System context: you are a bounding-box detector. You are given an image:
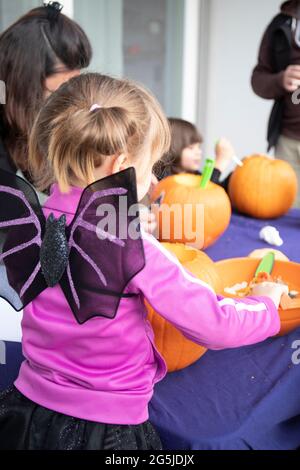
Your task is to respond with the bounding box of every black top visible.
[0,132,16,173]
[267,13,293,150]
[210,168,231,192]
[252,13,294,150]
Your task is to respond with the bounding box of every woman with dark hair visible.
[0,2,92,179]
[154,118,235,191]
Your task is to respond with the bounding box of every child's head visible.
[155,118,203,178]
[29,73,171,200]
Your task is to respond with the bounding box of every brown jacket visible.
[252,1,300,144]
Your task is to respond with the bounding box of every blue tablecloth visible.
[149,329,300,450]
[149,209,300,449]
[1,210,300,449]
[0,341,23,392]
[205,208,300,263]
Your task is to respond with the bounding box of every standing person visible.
[0,2,92,180]
[0,73,287,450]
[252,0,300,206]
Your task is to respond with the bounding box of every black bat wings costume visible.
[0,168,145,324]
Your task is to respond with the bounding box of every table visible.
[0,341,23,391]
[205,208,300,263]
[149,209,300,449]
[149,328,300,450]
[1,210,300,449]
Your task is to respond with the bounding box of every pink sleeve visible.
[132,233,281,350]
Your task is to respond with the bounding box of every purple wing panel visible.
[0,170,47,310]
[61,168,145,324]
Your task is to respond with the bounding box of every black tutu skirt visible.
[0,387,162,450]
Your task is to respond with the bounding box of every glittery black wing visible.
[60,168,145,324]
[0,169,47,310]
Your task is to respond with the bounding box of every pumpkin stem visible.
[200,159,215,189]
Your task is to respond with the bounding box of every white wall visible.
[199,0,283,160]
[0,0,73,32]
[74,0,123,77]
[182,0,201,123]
[123,0,168,108]
[0,0,39,31]
[0,300,22,342]
[62,0,74,18]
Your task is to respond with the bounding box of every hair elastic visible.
[90,104,102,112]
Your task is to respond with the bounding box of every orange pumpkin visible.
[228,154,298,219]
[151,173,232,249]
[146,243,222,372]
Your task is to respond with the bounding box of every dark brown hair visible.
[154,118,203,179]
[0,6,92,174]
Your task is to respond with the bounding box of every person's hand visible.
[282,65,300,92]
[251,282,289,309]
[215,138,236,173]
[139,206,157,234]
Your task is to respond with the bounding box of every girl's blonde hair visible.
[29,73,171,192]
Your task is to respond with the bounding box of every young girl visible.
[154,118,235,190]
[0,73,287,450]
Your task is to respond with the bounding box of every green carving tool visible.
[200,158,215,189]
[255,252,275,277]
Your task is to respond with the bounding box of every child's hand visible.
[251,282,289,309]
[215,138,236,173]
[139,206,157,235]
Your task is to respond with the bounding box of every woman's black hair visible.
[0,5,92,172]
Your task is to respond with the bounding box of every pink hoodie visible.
[15,184,281,425]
